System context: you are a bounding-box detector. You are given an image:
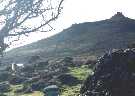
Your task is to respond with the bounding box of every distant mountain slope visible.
[5,12,135,63]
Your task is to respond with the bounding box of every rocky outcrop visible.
[80,49,135,96]
[110,12,128,21]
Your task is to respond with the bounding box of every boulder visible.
[57,74,80,86]
[31,80,46,91]
[0,82,10,93]
[43,85,59,96]
[9,76,26,85]
[80,49,135,96]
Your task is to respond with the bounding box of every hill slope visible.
[5,12,135,63]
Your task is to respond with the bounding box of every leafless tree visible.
[0,0,64,55]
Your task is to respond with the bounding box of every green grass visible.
[60,84,81,96]
[60,65,93,96]
[21,91,44,96]
[68,65,93,80]
[4,84,44,96]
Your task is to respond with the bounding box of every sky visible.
[8,0,135,49]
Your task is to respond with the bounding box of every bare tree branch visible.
[0,0,64,55]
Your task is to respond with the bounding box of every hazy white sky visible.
[60,0,135,25]
[9,0,135,49]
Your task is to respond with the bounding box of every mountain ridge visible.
[5,12,135,63]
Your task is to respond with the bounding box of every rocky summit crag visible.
[110,12,129,21]
[80,48,135,96]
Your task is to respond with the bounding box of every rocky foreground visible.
[81,48,135,96]
[1,48,135,96]
[0,56,95,96]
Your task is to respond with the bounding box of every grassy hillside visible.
[4,13,135,63]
